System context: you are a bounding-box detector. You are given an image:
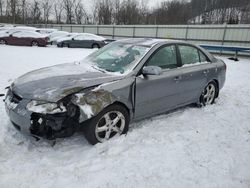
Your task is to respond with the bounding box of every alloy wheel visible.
[202,83,216,105]
[31,41,38,46]
[0,39,6,45]
[95,111,126,142]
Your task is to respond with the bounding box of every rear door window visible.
[12,32,22,37]
[74,35,86,40]
[179,45,200,66]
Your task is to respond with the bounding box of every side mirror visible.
[142,66,162,76]
[9,34,13,37]
[72,38,75,40]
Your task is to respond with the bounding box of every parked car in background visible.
[0,24,14,28]
[0,31,48,46]
[0,29,19,39]
[11,26,38,32]
[0,26,40,38]
[4,38,226,145]
[53,33,79,44]
[0,29,12,37]
[36,28,58,35]
[57,33,107,48]
[0,27,13,32]
[48,31,69,44]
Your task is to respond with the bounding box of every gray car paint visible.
[12,63,124,102]
[5,38,226,134]
[58,39,105,48]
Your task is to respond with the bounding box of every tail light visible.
[222,61,227,71]
[219,59,227,71]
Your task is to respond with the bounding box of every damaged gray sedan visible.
[4,38,226,145]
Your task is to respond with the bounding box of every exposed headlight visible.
[26,100,66,114]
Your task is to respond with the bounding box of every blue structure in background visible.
[200,44,250,61]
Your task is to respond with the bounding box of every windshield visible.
[84,42,150,74]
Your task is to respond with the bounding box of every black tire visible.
[0,39,7,45]
[61,42,70,48]
[84,104,130,145]
[199,81,218,106]
[57,43,62,48]
[92,43,100,49]
[31,41,39,46]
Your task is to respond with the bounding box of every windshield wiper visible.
[91,65,106,73]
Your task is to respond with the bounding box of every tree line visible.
[0,0,249,25]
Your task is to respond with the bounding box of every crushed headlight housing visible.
[26,100,66,114]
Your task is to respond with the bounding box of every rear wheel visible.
[92,43,100,49]
[62,42,69,48]
[0,39,7,45]
[199,81,218,106]
[84,104,130,145]
[31,41,39,47]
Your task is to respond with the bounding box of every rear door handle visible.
[203,70,209,74]
[174,76,182,82]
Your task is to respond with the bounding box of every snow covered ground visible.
[0,45,250,188]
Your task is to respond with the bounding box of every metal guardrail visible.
[200,44,250,61]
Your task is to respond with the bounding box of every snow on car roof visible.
[14,26,37,30]
[13,31,46,38]
[118,38,182,47]
[37,28,57,31]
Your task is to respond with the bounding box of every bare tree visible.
[94,0,113,24]
[10,0,18,23]
[54,0,64,24]
[63,0,75,24]
[20,0,27,24]
[42,0,53,25]
[113,0,121,24]
[30,0,41,24]
[118,0,141,24]
[138,0,149,24]
[0,0,4,17]
[74,0,87,24]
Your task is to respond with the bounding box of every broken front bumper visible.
[5,94,33,135]
[5,90,78,139]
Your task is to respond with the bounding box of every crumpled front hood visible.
[12,62,123,102]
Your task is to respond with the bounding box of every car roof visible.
[118,38,187,47]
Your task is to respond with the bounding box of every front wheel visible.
[199,81,218,106]
[92,43,100,49]
[0,39,7,45]
[84,104,130,145]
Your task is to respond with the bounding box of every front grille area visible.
[12,122,21,131]
[9,90,23,104]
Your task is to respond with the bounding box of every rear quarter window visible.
[199,50,209,62]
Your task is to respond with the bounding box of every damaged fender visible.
[72,90,116,122]
[71,77,135,123]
